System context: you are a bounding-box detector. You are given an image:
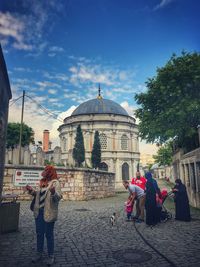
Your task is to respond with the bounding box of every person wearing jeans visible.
[35,208,55,257]
[26,165,62,266]
[123,180,146,223]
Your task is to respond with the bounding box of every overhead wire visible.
[25,94,64,123]
[9,96,23,107]
[9,93,138,140]
[9,92,64,123]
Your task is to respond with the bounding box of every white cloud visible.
[55,74,68,82]
[69,64,115,86]
[8,98,76,148]
[35,81,61,88]
[48,53,56,57]
[13,42,33,51]
[8,99,55,143]
[119,102,158,156]
[43,72,68,82]
[49,106,77,146]
[14,67,32,72]
[112,87,133,93]
[67,57,138,99]
[48,98,58,103]
[68,55,91,64]
[49,46,64,52]
[26,42,48,57]
[154,0,174,11]
[52,103,65,108]
[0,2,65,51]
[0,12,33,51]
[119,71,127,80]
[120,101,137,118]
[30,95,47,103]
[48,89,57,94]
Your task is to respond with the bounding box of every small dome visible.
[71,98,129,116]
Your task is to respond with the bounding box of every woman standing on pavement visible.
[145,172,161,226]
[26,165,62,266]
[172,179,191,222]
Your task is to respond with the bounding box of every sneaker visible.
[135,219,143,223]
[32,252,43,263]
[46,255,55,266]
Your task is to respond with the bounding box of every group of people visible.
[25,165,191,266]
[123,171,191,226]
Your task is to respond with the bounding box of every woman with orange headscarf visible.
[26,165,62,266]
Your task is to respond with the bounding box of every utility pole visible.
[18,90,25,164]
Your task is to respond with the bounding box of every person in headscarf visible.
[26,165,62,266]
[145,172,161,226]
[172,179,191,222]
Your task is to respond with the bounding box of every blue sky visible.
[0,0,199,153]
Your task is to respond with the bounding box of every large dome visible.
[71,98,129,116]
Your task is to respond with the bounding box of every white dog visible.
[110,212,116,226]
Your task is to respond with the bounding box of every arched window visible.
[121,134,128,150]
[99,162,108,171]
[122,162,129,180]
[99,133,107,149]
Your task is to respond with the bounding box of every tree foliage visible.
[6,122,34,148]
[91,131,101,169]
[73,125,85,167]
[153,143,173,166]
[135,51,200,152]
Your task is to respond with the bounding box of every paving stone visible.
[0,181,200,267]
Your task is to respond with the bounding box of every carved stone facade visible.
[58,98,140,190]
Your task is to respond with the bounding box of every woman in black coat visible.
[172,179,191,222]
[145,172,160,226]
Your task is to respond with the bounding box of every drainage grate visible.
[74,208,90,212]
[112,249,152,263]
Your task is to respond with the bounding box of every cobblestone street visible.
[1,181,200,267]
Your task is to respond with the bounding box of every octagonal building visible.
[58,93,140,189]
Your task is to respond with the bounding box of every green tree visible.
[135,51,200,152]
[146,163,153,171]
[153,143,173,166]
[73,125,85,167]
[6,122,34,148]
[91,131,101,169]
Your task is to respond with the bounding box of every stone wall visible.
[172,148,200,208]
[3,165,115,201]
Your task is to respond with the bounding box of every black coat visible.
[174,183,191,222]
[145,179,158,225]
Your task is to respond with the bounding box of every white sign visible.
[14,169,43,187]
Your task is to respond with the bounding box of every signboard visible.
[14,170,43,187]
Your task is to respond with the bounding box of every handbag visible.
[30,195,36,211]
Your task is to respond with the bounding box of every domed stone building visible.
[58,91,140,189]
